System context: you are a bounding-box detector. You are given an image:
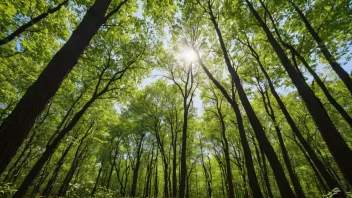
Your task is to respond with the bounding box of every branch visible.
[105,0,129,20]
[0,0,69,45]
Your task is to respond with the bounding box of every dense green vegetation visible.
[0,0,351,197]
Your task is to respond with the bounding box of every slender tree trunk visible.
[246,0,352,187]
[245,38,344,194]
[205,2,294,196]
[231,140,249,198]
[130,134,144,197]
[216,101,235,198]
[258,0,352,129]
[2,131,36,180]
[0,0,128,172]
[172,127,178,198]
[154,120,169,198]
[57,121,93,197]
[12,97,95,198]
[292,49,352,128]
[144,148,154,198]
[197,59,263,197]
[154,150,159,198]
[41,139,75,197]
[179,98,189,198]
[217,159,227,198]
[114,159,123,196]
[259,87,305,197]
[91,160,104,196]
[252,136,273,198]
[200,139,212,198]
[58,159,80,196]
[57,149,84,196]
[106,148,117,190]
[289,0,352,94]
[29,161,51,198]
[121,162,131,197]
[296,141,329,192]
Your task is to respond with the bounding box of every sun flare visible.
[183,49,197,62]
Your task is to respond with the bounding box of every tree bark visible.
[258,86,305,197]
[244,36,344,195]
[215,96,235,198]
[106,147,118,190]
[200,138,212,198]
[289,0,352,94]
[196,55,263,197]
[205,2,294,196]
[172,130,178,198]
[57,123,93,197]
[91,159,104,196]
[251,135,273,198]
[179,98,189,198]
[154,150,159,198]
[41,138,75,197]
[172,66,196,198]
[258,0,352,129]
[154,118,170,198]
[144,148,154,198]
[130,134,145,197]
[0,0,128,172]
[12,96,95,198]
[246,0,352,187]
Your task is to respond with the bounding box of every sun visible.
[183,49,197,62]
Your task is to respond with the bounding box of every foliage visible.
[0,0,351,197]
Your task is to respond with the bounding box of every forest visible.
[0,0,351,197]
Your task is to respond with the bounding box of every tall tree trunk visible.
[12,97,95,198]
[292,49,352,128]
[258,86,305,197]
[230,140,249,198]
[57,159,80,197]
[172,125,178,198]
[0,0,128,172]
[0,0,69,45]
[289,0,352,94]
[215,98,235,198]
[144,148,154,198]
[121,162,131,197]
[29,161,51,198]
[91,159,104,196]
[1,103,52,177]
[246,0,352,187]
[154,120,169,198]
[244,37,344,194]
[2,130,36,180]
[295,140,329,192]
[251,135,273,198]
[175,66,196,198]
[41,138,76,197]
[57,121,94,197]
[154,150,159,198]
[106,148,118,190]
[57,145,86,196]
[197,58,263,197]
[200,139,212,198]
[258,0,352,129]
[179,98,189,198]
[205,2,294,196]
[130,134,145,197]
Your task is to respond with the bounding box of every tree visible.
[0,0,129,173]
